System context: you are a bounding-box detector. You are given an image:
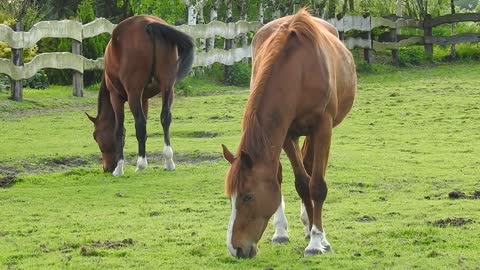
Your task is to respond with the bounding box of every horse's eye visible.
[242,193,254,203]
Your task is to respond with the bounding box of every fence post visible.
[390,26,399,66]
[10,21,24,101]
[423,14,433,60]
[72,26,84,97]
[363,14,371,63]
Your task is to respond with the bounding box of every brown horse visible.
[222,8,356,258]
[86,15,194,175]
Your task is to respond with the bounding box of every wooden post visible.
[72,37,84,97]
[364,30,371,63]
[424,14,433,61]
[10,21,24,101]
[450,0,456,59]
[390,27,399,66]
[363,14,371,64]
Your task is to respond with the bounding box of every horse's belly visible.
[143,79,162,99]
[288,112,322,136]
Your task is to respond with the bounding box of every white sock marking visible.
[305,225,331,255]
[226,194,237,257]
[272,196,289,241]
[163,145,175,171]
[300,202,310,238]
[112,159,124,176]
[135,156,148,172]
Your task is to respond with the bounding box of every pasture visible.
[0,63,479,269]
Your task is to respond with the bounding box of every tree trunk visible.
[259,1,264,23]
[327,0,336,19]
[207,3,218,52]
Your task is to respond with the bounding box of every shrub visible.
[23,70,49,89]
[399,46,428,66]
[225,62,251,87]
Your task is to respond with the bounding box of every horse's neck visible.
[241,109,289,165]
[242,82,295,164]
[97,83,115,122]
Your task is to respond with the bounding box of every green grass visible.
[1,63,480,269]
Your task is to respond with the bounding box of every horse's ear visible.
[85,112,97,124]
[240,150,253,169]
[222,144,234,164]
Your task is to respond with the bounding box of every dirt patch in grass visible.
[145,151,222,165]
[356,215,377,222]
[80,239,135,256]
[448,190,480,199]
[175,131,222,138]
[0,175,16,188]
[1,151,221,176]
[429,217,474,228]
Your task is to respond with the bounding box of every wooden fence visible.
[1,12,479,100]
[327,12,480,65]
[0,18,262,100]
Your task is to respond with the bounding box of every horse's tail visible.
[145,22,195,81]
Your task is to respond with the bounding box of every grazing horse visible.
[86,15,194,176]
[222,8,356,258]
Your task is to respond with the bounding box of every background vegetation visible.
[1,0,479,90]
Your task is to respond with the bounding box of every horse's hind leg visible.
[161,85,175,171]
[128,94,148,172]
[300,137,313,239]
[110,93,126,176]
[304,115,333,256]
[272,162,289,244]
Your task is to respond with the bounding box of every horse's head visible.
[222,144,281,258]
[86,112,117,172]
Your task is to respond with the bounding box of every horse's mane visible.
[226,8,324,196]
[96,75,112,119]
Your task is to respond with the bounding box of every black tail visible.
[146,22,195,81]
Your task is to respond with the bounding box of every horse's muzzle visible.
[236,244,258,259]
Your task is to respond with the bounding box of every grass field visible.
[1,63,479,269]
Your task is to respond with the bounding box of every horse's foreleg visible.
[300,137,314,238]
[304,115,333,256]
[161,86,175,171]
[283,136,313,241]
[129,98,148,172]
[272,162,289,244]
[111,95,125,176]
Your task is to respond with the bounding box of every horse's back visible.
[252,13,356,127]
[104,15,178,99]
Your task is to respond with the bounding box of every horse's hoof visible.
[112,170,124,176]
[272,236,289,244]
[304,247,325,257]
[164,160,176,171]
[112,160,124,176]
[135,156,148,172]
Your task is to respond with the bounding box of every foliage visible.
[130,0,186,24]
[23,70,49,89]
[398,46,429,66]
[224,61,251,86]
[77,0,109,85]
